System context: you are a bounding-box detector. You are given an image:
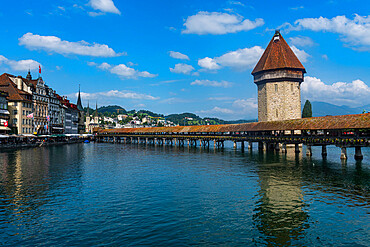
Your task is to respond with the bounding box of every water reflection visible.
[250,150,308,246]
[0,144,85,243]
[0,143,368,246]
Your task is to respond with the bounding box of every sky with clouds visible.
[0,0,369,120]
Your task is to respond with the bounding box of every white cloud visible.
[182,11,264,35]
[90,62,157,79]
[293,14,370,50]
[228,1,245,7]
[208,96,235,101]
[232,98,258,112]
[322,54,329,60]
[197,97,257,119]
[289,36,315,47]
[0,55,40,71]
[72,90,159,101]
[291,46,310,62]
[88,0,121,15]
[19,33,124,57]
[198,107,234,114]
[170,63,194,74]
[302,76,370,106]
[198,57,221,70]
[191,79,232,88]
[198,46,264,70]
[169,51,190,60]
[290,6,304,10]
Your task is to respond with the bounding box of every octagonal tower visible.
[252,30,306,122]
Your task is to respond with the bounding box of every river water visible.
[0,143,369,246]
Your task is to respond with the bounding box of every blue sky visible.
[0,0,369,120]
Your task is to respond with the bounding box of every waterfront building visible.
[85,102,100,133]
[46,86,64,134]
[0,73,34,135]
[0,90,10,133]
[59,96,79,134]
[28,73,50,134]
[252,30,306,122]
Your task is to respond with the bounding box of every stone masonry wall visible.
[258,81,301,122]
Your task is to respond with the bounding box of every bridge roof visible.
[252,31,306,75]
[99,113,370,134]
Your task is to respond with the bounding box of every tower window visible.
[276,109,278,118]
[291,83,293,91]
[275,84,278,92]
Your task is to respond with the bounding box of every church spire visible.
[87,100,90,115]
[77,84,83,111]
[26,69,32,81]
[94,101,98,117]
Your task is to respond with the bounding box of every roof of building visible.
[0,73,33,102]
[252,31,306,75]
[99,113,370,134]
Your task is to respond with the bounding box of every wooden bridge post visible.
[138,137,140,144]
[340,147,347,160]
[199,139,202,147]
[241,141,245,151]
[306,145,312,156]
[322,145,327,157]
[275,143,280,151]
[154,138,157,145]
[213,139,216,148]
[248,142,253,150]
[258,141,263,151]
[295,144,300,153]
[354,146,363,161]
[233,141,237,149]
[281,143,287,153]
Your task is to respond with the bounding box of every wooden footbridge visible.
[96,113,369,161]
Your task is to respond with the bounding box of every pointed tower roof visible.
[87,100,90,115]
[252,30,306,75]
[77,84,83,111]
[94,101,98,117]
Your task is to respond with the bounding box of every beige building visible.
[252,31,306,122]
[85,103,99,133]
[0,73,34,135]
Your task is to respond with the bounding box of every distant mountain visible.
[310,102,369,117]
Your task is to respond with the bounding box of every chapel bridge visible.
[97,113,370,161]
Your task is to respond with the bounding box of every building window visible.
[276,109,278,118]
[291,83,293,91]
[275,84,278,92]
[13,110,18,115]
[13,118,17,124]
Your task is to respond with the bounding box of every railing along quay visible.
[97,113,370,161]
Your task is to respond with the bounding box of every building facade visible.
[0,91,10,133]
[85,103,99,133]
[46,86,63,134]
[28,75,49,134]
[252,31,306,122]
[0,73,34,135]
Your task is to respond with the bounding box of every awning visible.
[52,127,64,130]
[0,110,10,115]
[0,126,11,131]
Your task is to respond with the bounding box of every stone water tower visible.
[252,30,306,122]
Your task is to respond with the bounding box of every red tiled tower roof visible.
[252,31,306,75]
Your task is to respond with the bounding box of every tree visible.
[302,100,312,118]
